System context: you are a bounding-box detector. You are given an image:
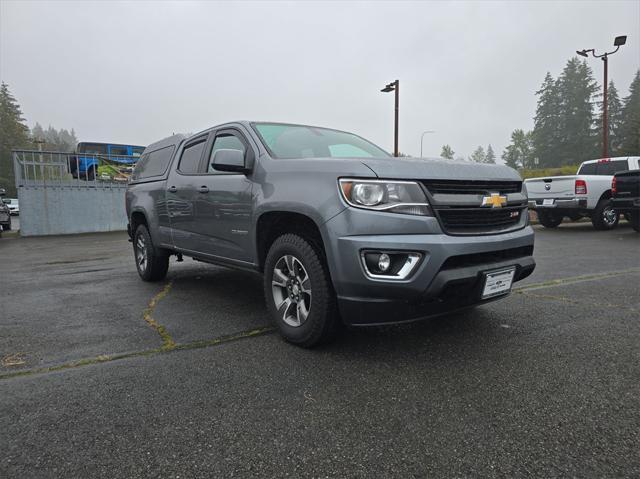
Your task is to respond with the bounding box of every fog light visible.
[378,253,391,272]
[361,251,423,280]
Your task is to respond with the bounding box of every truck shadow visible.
[164,263,509,353]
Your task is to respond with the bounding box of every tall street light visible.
[381,80,399,157]
[420,130,436,157]
[577,35,627,158]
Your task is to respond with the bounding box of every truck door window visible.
[208,133,246,173]
[178,140,206,174]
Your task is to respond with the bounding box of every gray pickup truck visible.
[126,122,535,346]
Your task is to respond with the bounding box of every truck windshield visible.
[252,123,391,159]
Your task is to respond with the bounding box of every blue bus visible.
[70,142,146,180]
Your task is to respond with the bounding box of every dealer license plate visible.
[481,268,516,299]
[542,198,555,206]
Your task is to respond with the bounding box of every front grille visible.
[423,180,521,195]
[441,245,534,270]
[437,206,525,234]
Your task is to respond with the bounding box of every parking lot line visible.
[514,267,640,292]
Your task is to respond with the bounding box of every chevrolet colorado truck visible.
[126,122,535,347]
[525,157,640,230]
[612,170,640,232]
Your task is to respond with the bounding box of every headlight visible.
[339,179,432,216]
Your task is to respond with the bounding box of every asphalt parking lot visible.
[1,223,639,478]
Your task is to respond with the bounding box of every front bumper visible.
[324,221,536,326]
[528,198,587,210]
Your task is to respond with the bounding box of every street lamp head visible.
[614,35,627,47]
[576,49,589,58]
[380,86,395,92]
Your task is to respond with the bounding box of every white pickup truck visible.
[525,156,640,230]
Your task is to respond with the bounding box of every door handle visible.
[167,186,177,193]
[198,186,209,194]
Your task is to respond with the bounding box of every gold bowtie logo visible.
[481,193,507,208]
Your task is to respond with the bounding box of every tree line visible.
[0,82,77,196]
[441,59,640,168]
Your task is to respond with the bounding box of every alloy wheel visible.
[136,235,147,272]
[271,255,312,327]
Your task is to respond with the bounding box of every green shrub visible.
[520,164,579,179]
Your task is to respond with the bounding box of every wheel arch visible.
[255,210,331,274]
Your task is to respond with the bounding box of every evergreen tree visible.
[485,144,496,164]
[0,83,31,197]
[502,129,535,169]
[556,58,599,163]
[469,145,486,163]
[600,81,624,156]
[31,123,77,152]
[618,70,640,156]
[532,72,562,167]
[440,144,454,159]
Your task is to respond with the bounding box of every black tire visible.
[537,210,563,228]
[263,233,339,347]
[133,224,169,281]
[2,220,10,231]
[591,199,619,231]
[86,165,96,181]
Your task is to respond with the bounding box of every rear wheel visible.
[537,210,563,228]
[133,224,169,281]
[591,199,619,230]
[263,233,339,347]
[2,221,10,231]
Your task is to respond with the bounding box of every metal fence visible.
[13,150,132,236]
[13,150,136,187]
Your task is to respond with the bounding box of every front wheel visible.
[591,200,619,230]
[537,210,563,228]
[263,234,339,347]
[133,224,169,281]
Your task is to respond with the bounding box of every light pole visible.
[420,130,435,157]
[577,35,627,158]
[380,80,399,157]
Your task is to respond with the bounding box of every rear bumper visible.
[528,198,587,210]
[611,197,640,214]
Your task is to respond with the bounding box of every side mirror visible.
[212,149,248,173]
[0,188,6,197]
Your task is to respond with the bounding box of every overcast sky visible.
[1,0,638,160]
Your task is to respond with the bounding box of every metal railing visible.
[13,150,137,188]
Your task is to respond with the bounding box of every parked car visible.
[0,189,11,233]
[612,170,640,232]
[126,122,536,347]
[525,157,640,230]
[2,198,19,215]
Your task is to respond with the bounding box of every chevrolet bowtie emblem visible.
[481,193,507,208]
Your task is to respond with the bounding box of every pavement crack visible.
[0,326,275,381]
[143,281,176,351]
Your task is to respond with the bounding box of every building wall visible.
[18,185,128,236]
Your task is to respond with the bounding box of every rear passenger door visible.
[166,134,209,252]
[189,128,255,262]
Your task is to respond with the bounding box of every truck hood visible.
[359,157,521,181]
